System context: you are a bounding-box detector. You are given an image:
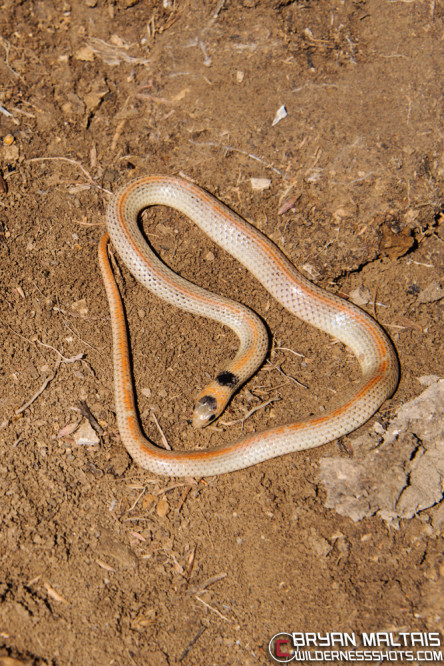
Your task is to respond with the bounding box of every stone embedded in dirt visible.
[250,177,271,191]
[379,224,414,259]
[349,286,371,306]
[418,375,442,387]
[156,497,170,518]
[71,298,88,315]
[417,281,444,304]
[1,142,19,162]
[319,380,444,526]
[96,528,138,569]
[73,421,99,446]
[106,451,131,476]
[75,45,95,62]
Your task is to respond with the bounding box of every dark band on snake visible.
[216,371,239,388]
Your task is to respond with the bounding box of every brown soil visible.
[0,0,443,664]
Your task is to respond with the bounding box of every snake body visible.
[98,175,399,477]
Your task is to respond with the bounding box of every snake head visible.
[192,395,218,429]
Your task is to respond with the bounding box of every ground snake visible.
[98,175,399,477]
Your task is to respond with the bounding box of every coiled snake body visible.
[98,175,399,477]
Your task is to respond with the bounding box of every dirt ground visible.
[0,0,443,664]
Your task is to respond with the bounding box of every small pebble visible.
[349,286,371,306]
[73,421,100,446]
[272,105,287,126]
[250,177,271,191]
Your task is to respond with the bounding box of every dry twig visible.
[188,572,227,595]
[16,361,62,415]
[219,396,281,428]
[26,156,112,195]
[189,139,283,176]
[178,626,207,662]
[195,595,231,622]
[151,411,172,450]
